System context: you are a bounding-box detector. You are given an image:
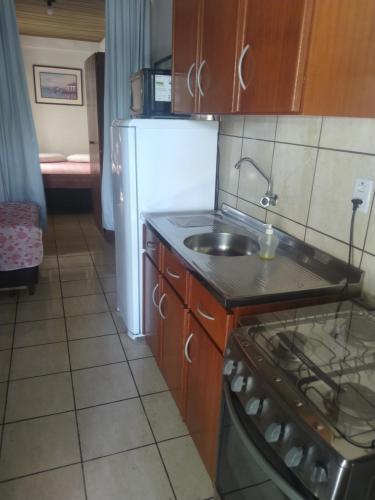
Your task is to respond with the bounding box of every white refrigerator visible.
[111,118,218,338]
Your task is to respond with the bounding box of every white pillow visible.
[39,153,66,163]
[67,154,90,163]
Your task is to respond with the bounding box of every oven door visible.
[215,382,311,500]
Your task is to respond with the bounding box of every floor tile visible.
[18,282,61,302]
[84,445,174,500]
[66,312,116,340]
[0,291,17,304]
[63,294,108,317]
[6,372,74,422]
[90,251,115,267]
[119,333,152,360]
[58,254,92,269]
[0,412,80,480]
[0,382,7,421]
[16,299,63,322]
[78,398,153,460]
[111,311,127,333]
[159,436,213,500]
[0,323,13,350]
[62,279,102,298]
[0,303,16,324]
[95,264,116,279]
[10,343,69,379]
[72,362,137,409]
[60,266,97,282]
[40,255,58,270]
[129,357,167,395]
[0,464,86,500]
[105,292,117,311]
[142,391,188,442]
[100,276,116,293]
[69,335,125,370]
[0,350,11,382]
[13,318,66,348]
[38,267,60,283]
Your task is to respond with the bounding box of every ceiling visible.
[15,0,105,43]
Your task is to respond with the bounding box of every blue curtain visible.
[101,0,151,230]
[0,0,46,225]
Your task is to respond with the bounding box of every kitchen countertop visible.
[144,205,363,308]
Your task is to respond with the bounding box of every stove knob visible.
[265,422,284,443]
[223,359,236,376]
[231,375,245,392]
[245,397,263,416]
[285,447,305,468]
[311,463,328,483]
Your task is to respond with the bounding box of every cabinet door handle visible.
[197,303,215,321]
[187,62,196,97]
[158,293,166,320]
[166,267,180,280]
[238,44,250,91]
[151,283,159,308]
[197,60,206,97]
[184,333,194,363]
[146,241,156,250]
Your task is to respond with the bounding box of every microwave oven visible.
[130,68,172,117]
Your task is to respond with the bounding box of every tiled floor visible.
[0,214,214,500]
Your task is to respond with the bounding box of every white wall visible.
[150,0,172,64]
[21,35,100,155]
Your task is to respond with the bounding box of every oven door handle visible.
[223,382,305,500]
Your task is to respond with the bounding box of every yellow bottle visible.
[258,224,279,260]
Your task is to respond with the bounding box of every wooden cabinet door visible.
[185,313,223,478]
[197,0,241,113]
[160,278,187,414]
[236,0,313,114]
[143,255,162,365]
[172,0,201,113]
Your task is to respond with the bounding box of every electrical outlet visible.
[352,178,374,213]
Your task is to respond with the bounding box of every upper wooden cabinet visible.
[172,0,375,117]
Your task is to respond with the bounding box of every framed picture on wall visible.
[33,65,83,106]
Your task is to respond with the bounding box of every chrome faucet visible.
[234,157,278,208]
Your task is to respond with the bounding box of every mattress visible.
[40,161,91,175]
[0,202,43,271]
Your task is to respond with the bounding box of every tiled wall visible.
[217,115,375,300]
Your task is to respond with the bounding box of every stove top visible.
[236,300,375,456]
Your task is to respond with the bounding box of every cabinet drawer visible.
[143,225,161,270]
[188,276,233,352]
[162,246,188,303]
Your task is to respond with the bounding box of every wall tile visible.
[361,252,375,301]
[266,212,305,240]
[364,201,375,255]
[237,138,274,205]
[308,149,375,248]
[217,190,237,210]
[268,143,317,225]
[305,228,362,267]
[276,116,322,147]
[236,198,266,222]
[219,115,244,137]
[243,115,277,141]
[218,135,242,195]
[320,117,375,154]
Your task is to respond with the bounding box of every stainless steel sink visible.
[183,232,257,257]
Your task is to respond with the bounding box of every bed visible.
[41,161,93,189]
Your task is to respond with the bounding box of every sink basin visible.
[183,232,257,257]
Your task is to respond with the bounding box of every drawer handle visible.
[166,267,181,280]
[184,333,194,363]
[146,241,156,250]
[197,303,215,321]
[158,293,166,320]
[151,283,159,308]
[238,44,250,91]
[187,62,196,97]
[197,60,206,97]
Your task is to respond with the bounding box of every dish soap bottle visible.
[258,224,279,260]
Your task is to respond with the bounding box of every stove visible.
[221,300,375,500]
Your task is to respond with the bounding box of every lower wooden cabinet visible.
[143,254,162,364]
[159,278,188,414]
[184,312,223,479]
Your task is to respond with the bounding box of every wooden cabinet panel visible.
[172,0,201,113]
[185,313,223,478]
[162,246,189,303]
[143,255,162,364]
[188,275,233,352]
[303,0,375,117]
[236,0,313,113]
[160,278,188,414]
[197,0,241,113]
[143,225,162,270]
